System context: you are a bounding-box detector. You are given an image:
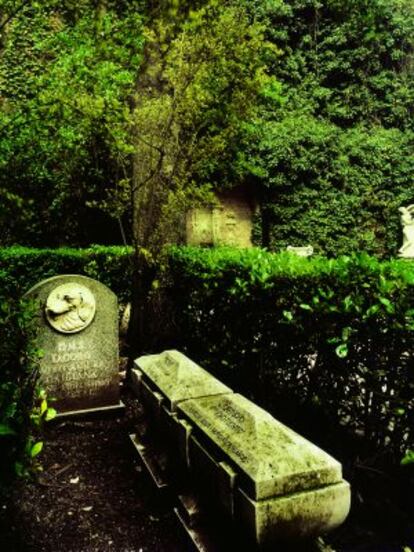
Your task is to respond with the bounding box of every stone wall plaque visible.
[186,187,256,248]
[25,274,121,414]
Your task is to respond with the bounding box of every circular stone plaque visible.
[45,283,96,334]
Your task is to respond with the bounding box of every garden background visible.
[1,0,414,549]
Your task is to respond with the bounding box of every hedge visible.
[0,245,134,302]
[166,246,414,465]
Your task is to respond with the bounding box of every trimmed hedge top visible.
[0,246,134,302]
[169,245,414,282]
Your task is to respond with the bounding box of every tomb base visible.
[236,483,351,548]
[129,433,170,491]
[54,400,125,420]
[130,351,350,550]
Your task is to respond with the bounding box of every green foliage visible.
[0,0,413,257]
[129,0,275,353]
[257,0,414,128]
[401,450,414,466]
[165,246,414,461]
[0,1,144,246]
[246,0,414,255]
[251,116,414,255]
[0,245,134,302]
[0,289,43,484]
[132,0,273,251]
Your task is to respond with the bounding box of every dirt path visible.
[2,388,414,552]
[0,392,188,552]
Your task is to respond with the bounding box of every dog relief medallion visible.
[45,283,96,334]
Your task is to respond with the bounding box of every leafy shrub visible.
[246,0,414,256]
[0,281,47,484]
[0,3,143,247]
[250,117,414,256]
[166,246,414,463]
[0,245,133,302]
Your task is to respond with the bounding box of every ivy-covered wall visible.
[247,0,414,257]
[253,121,414,256]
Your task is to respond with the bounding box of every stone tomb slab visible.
[132,351,233,475]
[190,436,237,519]
[25,274,120,414]
[134,350,233,412]
[236,482,351,545]
[177,394,343,501]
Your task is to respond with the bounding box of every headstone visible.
[186,187,256,248]
[25,274,122,415]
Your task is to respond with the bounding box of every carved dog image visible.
[45,284,95,334]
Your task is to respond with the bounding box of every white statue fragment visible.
[286,245,314,257]
[398,205,414,258]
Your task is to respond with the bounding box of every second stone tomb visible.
[132,350,351,547]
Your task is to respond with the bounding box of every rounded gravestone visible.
[25,275,120,414]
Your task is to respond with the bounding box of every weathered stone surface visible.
[190,436,237,519]
[286,245,314,257]
[25,274,119,413]
[178,394,343,501]
[132,365,193,468]
[175,417,193,469]
[186,188,256,248]
[134,351,351,544]
[130,367,142,397]
[44,282,96,333]
[140,378,164,423]
[134,350,232,412]
[236,482,351,545]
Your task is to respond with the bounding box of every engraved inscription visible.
[164,352,179,368]
[41,336,108,391]
[181,396,297,472]
[184,401,250,464]
[50,339,91,363]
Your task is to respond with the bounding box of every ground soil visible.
[1,386,414,552]
[0,389,189,552]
